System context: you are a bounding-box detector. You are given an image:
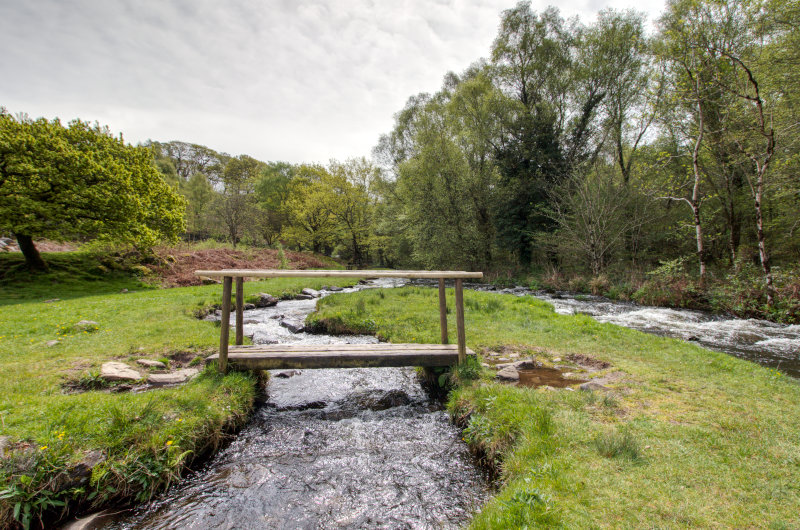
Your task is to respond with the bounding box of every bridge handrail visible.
[195,269,483,279]
[195,269,482,372]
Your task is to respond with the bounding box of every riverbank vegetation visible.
[311,286,800,527]
[0,251,356,528]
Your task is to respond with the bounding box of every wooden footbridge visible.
[195,270,483,372]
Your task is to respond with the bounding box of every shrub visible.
[588,274,610,295]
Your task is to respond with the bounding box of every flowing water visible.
[109,280,487,529]
[480,286,800,377]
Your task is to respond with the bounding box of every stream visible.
[109,279,487,529]
[476,285,800,378]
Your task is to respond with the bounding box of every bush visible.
[588,274,610,295]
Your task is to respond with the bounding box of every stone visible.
[100,362,141,382]
[136,359,167,369]
[280,319,305,333]
[147,368,200,386]
[579,381,609,392]
[552,357,562,362]
[327,286,343,292]
[301,288,321,298]
[513,360,538,370]
[73,320,100,332]
[244,303,256,310]
[351,389,412,410]
[46,340,60,347]
[43,298,61,303]
[0,436,10,456]
[200,276,221,285]
[496,366,521,381]
[120,288,128,293]
[294,294,314,300]
[275,370,302,379]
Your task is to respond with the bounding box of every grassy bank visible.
[310,286,800,528]
[0,251,356,528]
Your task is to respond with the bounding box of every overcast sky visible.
[0,0,666,164]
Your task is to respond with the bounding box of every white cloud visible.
[0,0,665,163]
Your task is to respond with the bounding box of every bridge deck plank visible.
[206,343,473,370]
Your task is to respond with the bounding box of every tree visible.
[254,162,295,246]
[550,167,641,275]
[151,140,223,182]
[326,158,377,266]
[660,0,781,301]
[213,155,262,247]
[183,172,214,237]
[282,165,339,254]
[0,110,186,270]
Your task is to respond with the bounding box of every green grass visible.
[0,253,357,527]
[311,286,800,528]
[0,252,151,305]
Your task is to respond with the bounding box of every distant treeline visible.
[151,0,799,307]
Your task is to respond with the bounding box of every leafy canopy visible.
[0,110,186,248]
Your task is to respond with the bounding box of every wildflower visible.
[177,418,183,422]
[40,445,48,451]
[166,440,174,446]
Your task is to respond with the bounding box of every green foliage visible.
[0,111,186,268]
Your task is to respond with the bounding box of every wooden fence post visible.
[438,278,448,345]
[454,278,466,363]
[235,277,244,346]
[219,276,232,373]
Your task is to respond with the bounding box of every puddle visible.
[517,367,587,388]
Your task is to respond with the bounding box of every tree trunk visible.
[690,80,707,286]
[754,187,775,306]
[15,234,48,271]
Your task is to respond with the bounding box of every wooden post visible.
[438,278,448,344]
[235,277,244,345]
[219,276,232,373]
[454,278,466,363]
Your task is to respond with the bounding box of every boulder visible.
[43,298,61,303]
[496,366,520,381]
[46,340,60,347]
[326,286,344,292]
[73,320,100,333]
[280,319,305,333]
[136,359,167,369]
[254,293,279,308]
[244,303,256,310]
[350,389,412,410]
[100,362,141,382]
[301,288,321,298]
[294,294,314,300]
[275,370,302,379]
[148,368,200,386]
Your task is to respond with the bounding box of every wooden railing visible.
[195,269,483,372]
